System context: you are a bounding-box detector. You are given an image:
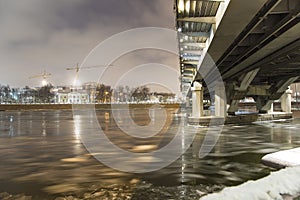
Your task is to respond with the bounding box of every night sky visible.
[0,0,180,94]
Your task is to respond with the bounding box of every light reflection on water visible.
[0,109,299,198]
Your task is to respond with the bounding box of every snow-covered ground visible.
[201,166,300,200]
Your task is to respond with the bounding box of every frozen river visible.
[0,108,300,199]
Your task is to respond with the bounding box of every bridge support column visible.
[227,100,239,115]
[281,87,292,113]
[259,99,274,114]
[186,97,190,107]
[191,82,203,118]
[258,77,298,113]
[268,103,274,114]
[227,69,260,115]
[215,81,227,117]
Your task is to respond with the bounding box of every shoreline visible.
[0,181,223,200]
[0,103,181,111]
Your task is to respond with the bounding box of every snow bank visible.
[262,147,300,168]
[201,166,300,200]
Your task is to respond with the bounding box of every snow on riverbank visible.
[201,166,300,200]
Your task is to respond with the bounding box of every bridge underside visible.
[175,0,300,115]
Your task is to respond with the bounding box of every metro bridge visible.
[175,0,300,118]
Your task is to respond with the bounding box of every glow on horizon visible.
[42,79,47,86]
[73,79,81,87]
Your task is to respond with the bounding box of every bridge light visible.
[185,1,190,13]
[178,0,184,13]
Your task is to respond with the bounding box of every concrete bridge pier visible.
[189,81,226,126]
[256,77,299,113]
[281,87,293,113]
[185,97,190,108]
[268,103,274,114]
[191,81,203,118]
[227,69,260,115]
[214,81,227,118]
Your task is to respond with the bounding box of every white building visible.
[57,92,68,103]
[67,92,88,104]
[54,86,89,104]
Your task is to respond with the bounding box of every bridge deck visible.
[175,0,300,113]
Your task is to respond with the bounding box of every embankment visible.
[0,103,180,111]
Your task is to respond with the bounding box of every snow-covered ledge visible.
[201,166,300,200]
[262,147,300,169]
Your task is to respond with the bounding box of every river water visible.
[0,108,299,199]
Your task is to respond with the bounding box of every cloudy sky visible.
[0,0,180,94]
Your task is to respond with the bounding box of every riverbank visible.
[0,103,180,111]
[0,181,224,200]
[201,166,300,200]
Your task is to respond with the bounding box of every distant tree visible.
[37,84,54,103]
[141,86,150,99]
[22,86,30,103]
[3,85,11,99]
[125,85,131,102]
[21,86,37,103]
[95,84,113,103]
[132,86,150,102]
[0,85,3,102]
[152,92,175,102]
[113,85,139,102]
[114,86,126,102]
[10,88,18,103]
[0,85,12,102]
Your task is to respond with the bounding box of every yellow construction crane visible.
[29,70,52,86]
[66,63,114,85]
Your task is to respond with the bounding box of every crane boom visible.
[29,70,52,86]
[66,64,114,72]
[29,71,51,79]
[66,63,115,86]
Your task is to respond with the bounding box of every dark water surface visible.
[0,108,300,199]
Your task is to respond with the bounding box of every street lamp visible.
[105,91,109,103]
